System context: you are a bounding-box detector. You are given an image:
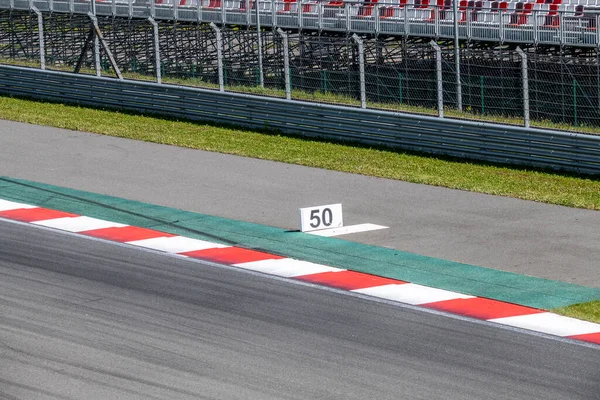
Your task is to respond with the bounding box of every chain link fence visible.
[2,9,600,131]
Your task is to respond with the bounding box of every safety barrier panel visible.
[1,64,599,174]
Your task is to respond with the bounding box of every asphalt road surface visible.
[1,220,599,400]
[1,121,600,287]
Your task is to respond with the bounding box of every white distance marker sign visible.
[299,203,343,232]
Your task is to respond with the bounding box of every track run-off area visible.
[1,120,600,398]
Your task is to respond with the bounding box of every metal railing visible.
[2,0,600,47]
[0,64,598,174]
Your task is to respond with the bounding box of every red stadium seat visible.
[358,0,378,16]
[509,2,533,25]
[277,0,296,13]
[543,3,559,26]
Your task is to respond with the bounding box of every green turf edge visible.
[554,300,600,324]
[2,176,600,311]
[1,95,600,211]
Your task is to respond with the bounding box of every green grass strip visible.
[1,95,600,210]
[555,300,600,324]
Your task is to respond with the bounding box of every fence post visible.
[452,0,462,111]
[150,0,155,18]
[210,22,224,92]
[255,0,264,88]
[32,7,45,70]
[277,28,291,100]
[573,78,578,126]
[430,40,444,118]
[90,3,101,77]
[352,33,366,109]
[88,12,123,79]
[516,46,529,128]
[148,17,161,84]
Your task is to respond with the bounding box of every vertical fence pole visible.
[352,33,366,109]
[150,0,155,18]
[516,47,529,128]
[399,72,403,103]
[32,7,45,70]
[277,28,291,100]
[430,40,444,118]
[210,22,224,92]
[88,13,123,79]
[452,0,462,111]
[597,48,600,119]
[573,78,578,126]
[480,75,484,115]
[148,17,161,84]
[90,1,101,77]
[255,0,264,88]
[93,36,101,77]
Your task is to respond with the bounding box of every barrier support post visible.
[516,47,530,128]
[352,33,366,109]
[430,40,444,118]
[255,0,264,88]
[452,0,462,111]
[88,13,123,79]
[210,22,224,92]
[277,28,291,100]
[32,6,45,70]
[148,17,161,84]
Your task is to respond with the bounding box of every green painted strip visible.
[2,176,599,310]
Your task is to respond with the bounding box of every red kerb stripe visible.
[0,207,78,222]
[181,247,284,264]
[567,332,600,345]
[81,226,175,242]
[421,297,545,320]
[295,270,406,290]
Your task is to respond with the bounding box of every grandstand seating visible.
[192,0,596,29]
[65,0,600,46]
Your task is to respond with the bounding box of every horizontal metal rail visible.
[2,0,600,48]
[0,64,599,174]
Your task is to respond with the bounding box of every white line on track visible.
[306,223,388,237]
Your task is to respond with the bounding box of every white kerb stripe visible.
[126,236,228,253]
[488,312,600,337]
[33,216,127,232]
[0,199,37,212]
[353,283,474,305]
[233,258,344,278]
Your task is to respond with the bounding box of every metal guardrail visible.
[0,64,599,174]
[2,0,600,47]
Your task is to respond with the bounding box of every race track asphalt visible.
[1,121,600,286]
[1,220,599,400]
